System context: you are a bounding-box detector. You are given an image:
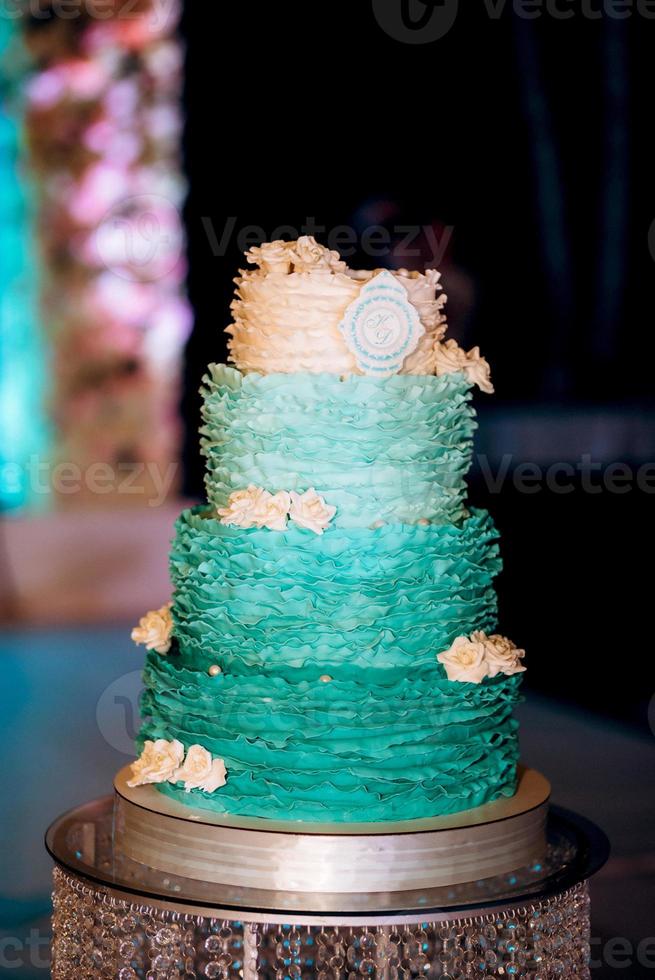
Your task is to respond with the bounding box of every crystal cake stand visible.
[46,770,608,979]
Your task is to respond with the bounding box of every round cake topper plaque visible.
[338,270,424,377]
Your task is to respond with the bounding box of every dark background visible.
[179,2,654,733]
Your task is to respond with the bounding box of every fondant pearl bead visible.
[319,674,333,683]
[208,665,222,677]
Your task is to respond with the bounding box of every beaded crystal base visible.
[47,795,608,979]
[52,867,592,979]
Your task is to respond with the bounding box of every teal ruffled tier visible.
[168,507,501,681]
[140,660,521,822]
[200,365,476,527]
[137,507,521,822]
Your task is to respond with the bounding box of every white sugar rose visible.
[198,758,228,793]
[245,239,292,276]
[131,602,174,654]
[171,743,212,790]
[171,743,227,793]
[127,739,185,787]
[218,485,270,529]
[258,489,291,531]
[288,488,336,535]
[218,486,291,531]
[437,634,488,684]
[479,632,526,678]
[290,235,346,273]
[435,339,494,394]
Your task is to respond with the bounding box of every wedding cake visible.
[128,235,526,824]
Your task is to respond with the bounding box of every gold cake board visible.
[114,765,549,894]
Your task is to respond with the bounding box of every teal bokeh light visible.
[0,18,51,513]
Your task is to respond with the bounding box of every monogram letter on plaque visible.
[338,270,424,377]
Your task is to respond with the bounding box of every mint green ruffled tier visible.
[168,507,501,680]
[141,662,521,822]
[137,507,522,822]
[200,365,476,527]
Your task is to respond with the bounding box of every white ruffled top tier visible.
[227,235,454,377]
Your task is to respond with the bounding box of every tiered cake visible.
[127,236,527,826]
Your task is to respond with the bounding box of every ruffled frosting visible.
[168,506,502,680]
[135,507,521,821]
[139,655,520,822]
[226,237,448,375]
[200,365,476,527]
[435,339,494,394]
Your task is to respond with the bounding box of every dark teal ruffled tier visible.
[200,366,476,527]
[137,508,522,822]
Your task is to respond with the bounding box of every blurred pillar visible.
[0,17,51,513]
[21,0,191,509]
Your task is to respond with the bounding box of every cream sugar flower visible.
[289,235,346,273]
[478,632,526,678]
[438,631,526,684]
[261,490,292,531]
[435,339,494,394]
[217,484,269,528]
[289,488,337,535]
[437,634,488,684]
[128,740,227,793]
[219,485,336,534]
[218,485,291,531]
[131,602,174,654]
[127,739,184,787]
[245,239,292,276]
[172,744,228,794]
[245,235,346,275]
